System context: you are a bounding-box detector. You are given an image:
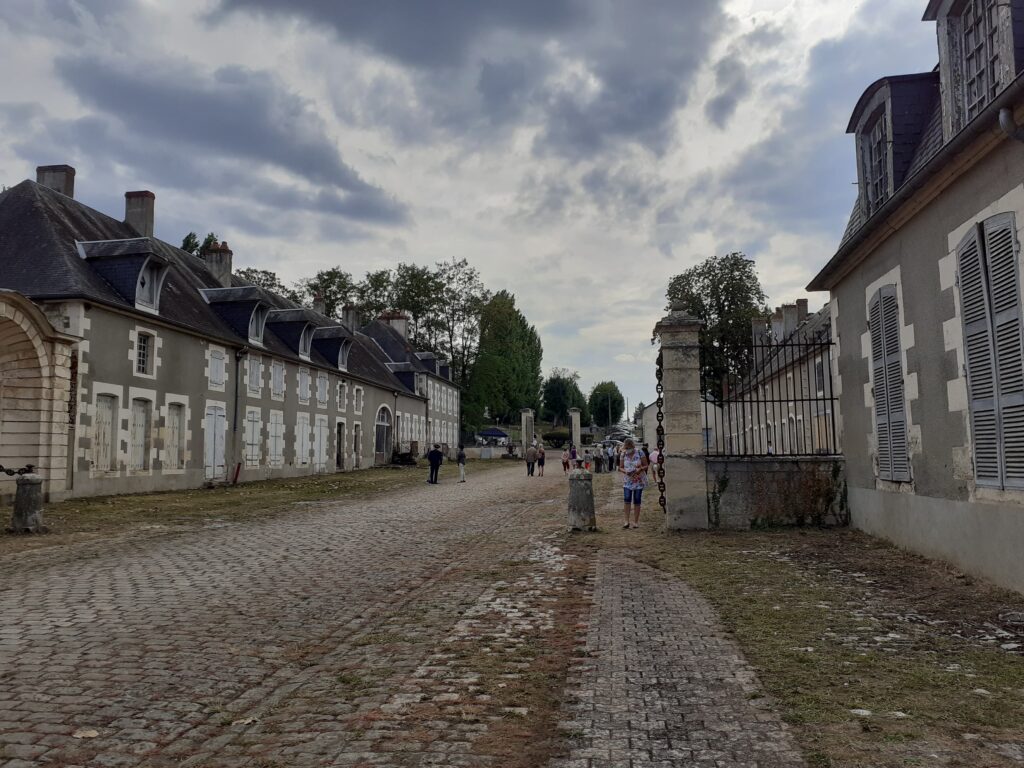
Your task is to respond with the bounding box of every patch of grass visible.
[1,459,509,556]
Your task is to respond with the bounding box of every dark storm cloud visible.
[705,54,752,129]
[713,0,936,235]
[213,0,586,69]
[49,55,407,225]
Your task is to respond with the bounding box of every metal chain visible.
[0,464,35,477]
[655,349,666,514]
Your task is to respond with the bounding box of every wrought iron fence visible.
[702,335,839,458]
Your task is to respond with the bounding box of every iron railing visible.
[702,335,839,458]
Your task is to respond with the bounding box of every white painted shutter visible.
[983,213,1024,487]
[130,400,149,470]
[959,224,1001,486]
[869,291,892,480]
[166,404,182,469]
[205,405,227,480]
[94,395,115,471]
[880,286,910,482]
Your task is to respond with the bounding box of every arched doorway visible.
[374,406,392,466]
[0,292,74,502]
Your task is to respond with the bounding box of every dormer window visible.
[299,325,313,360]
[862,108,890,215]
[962,0,1002,121]
[136,258,166,311]
[248,304,269,345]
[338,340,352,371]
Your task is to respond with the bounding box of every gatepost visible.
[654,304,708,530]
[569,407,582,451]
[520,408,535,456]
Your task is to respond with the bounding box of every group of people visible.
[426,443,467,484]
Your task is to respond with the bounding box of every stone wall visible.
[705,457,848,530]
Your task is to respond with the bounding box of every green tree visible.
[392,262,443,347]
[633,401,646,423]
[541,368,589,428]
[462,291,542,431]
[236,267,300,301]
[588,381,625,428]
[356,269,395,323]
[665,252,768,400]
[181,232,200,255]
[297,267,356,318]
[433,258,491,389]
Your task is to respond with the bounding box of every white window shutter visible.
[869,291,892,480]
[880,286,910,482]
[959,224,1001,486]
[983,213,1024,488]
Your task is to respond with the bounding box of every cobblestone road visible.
[1,465,805,767]
[553,551,805,768]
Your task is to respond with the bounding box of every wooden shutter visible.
[959,224,1001,486]
[166,404,182,469]
[94,395,116,471]
[869,291,892,479]
[130,400,149,470]
[880,286,910,482]
[983,213,1024,487]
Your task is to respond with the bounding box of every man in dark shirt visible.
[427,444,444,484]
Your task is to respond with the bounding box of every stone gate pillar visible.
[654,304,707,530]
[569,407,582,450]
[520,408,535,455]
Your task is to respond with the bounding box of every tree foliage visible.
[633,401,646,423]
[666,252,768,400]
[541,368,589,428]
[462,290,542,431]
[236,268,300,301]
[295,267,356,318]
[180,231,219,256]
[588,381,625,428]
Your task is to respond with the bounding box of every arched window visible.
[248,304,268,344]
[299,324,313,359]
[136,258,166,310]
[375,406,393,456]
[338,340,351,371]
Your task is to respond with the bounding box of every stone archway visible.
[0,292,74,503]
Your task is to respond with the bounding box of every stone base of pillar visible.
[567,470,597,531]
[7,474,48,534]
[662,456,709,530]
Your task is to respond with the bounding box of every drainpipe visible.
[999,108,1024,143]
[232,346,248,482]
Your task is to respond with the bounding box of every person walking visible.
[561,448,571,475]
[606,443,616,474]
[427,443,444,484]
[537,445,546,476]
[619,438,649,529]
[648,444,661,482]
[457,444,467,483]
[525,444,538,477]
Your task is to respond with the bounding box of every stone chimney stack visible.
[797,298,809,323]
[201,241,233,288]
[36,165,75,197]
[124,190,155,238]
[312,294,326,316]
[782,303,800,338]
[342,305,361,331]
[381,311,409,339]
[770,308,784,342]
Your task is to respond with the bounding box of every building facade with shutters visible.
[809,0,1024,592]
[0,165,459,502]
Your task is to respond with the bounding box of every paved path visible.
[552,551,805,768]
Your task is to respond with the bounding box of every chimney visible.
[782,303,800,338]
[770,308,784,342]
[312,294,326,316]
[342,305,361,331]
[36,165,76,197]
[797,298,809,323]
[124,190,155,238]
[381,311,409,339]
[201,240,233,288]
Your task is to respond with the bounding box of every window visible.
[814,357,825,396]
[248,355,262,395]
[136,260,164,309]
[136,333,153,375]
[209,347,226,389]
[299,325,313,360]
[244,408,261,468]
[962,0,1002,121]
[166,403,185,470]
[129,399,151,471]
[375,407,392,456]
[869,285,910,482]
[354,386,364,414]
[272,360,285,398]
[958,212,1024,489]
[296,412,311,466]
[248,305,268,344]
[861,108,889,215]
[316,372,329,407]
[339,340,351,371]
[298,368,311,404]
[94,394,117,471]
[269,410,285,468]
[337,381,349,411]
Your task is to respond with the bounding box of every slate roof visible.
[0,178,419,398]
[361,320,442,378]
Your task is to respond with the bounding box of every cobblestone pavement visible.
[552,551,805,768]
[0,465,578,767]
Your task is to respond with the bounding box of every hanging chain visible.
[655,349,666,514]
[0,464,35,477]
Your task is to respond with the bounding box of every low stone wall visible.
[705,457,848,530]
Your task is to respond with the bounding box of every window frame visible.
[135,332,153,376]
[860,105,890,215]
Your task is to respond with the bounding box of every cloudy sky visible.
[0,0,939,414]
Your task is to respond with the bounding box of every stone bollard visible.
[567,469,597,531]
[7,474,48,534]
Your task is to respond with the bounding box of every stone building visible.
[809,0,1024,591]
[0,165,455,501]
